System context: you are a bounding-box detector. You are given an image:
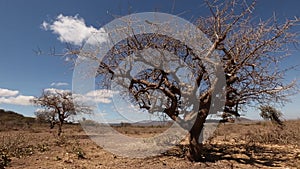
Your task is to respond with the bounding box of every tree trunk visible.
[58,121,62,136]
[186,109,208,161]
[50,115,56,129]
[58,114,64,136]
[50,121,55,129]
[57,122,62,136]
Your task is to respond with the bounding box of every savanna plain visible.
[1,111,300,169]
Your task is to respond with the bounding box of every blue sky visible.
[0,0,299,121]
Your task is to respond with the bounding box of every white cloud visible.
[0,95,34,106]
[42,14,108,46]
[44,88,70,94]
[41,21,49,30]
[43,88,116,104]
[0,87,116,106]
[0,88,19,97]
[50,82,69,87]
[0,88,33,106]
[84,89,118,104]
[73,89,118,104]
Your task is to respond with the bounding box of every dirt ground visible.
[1,120,300,169]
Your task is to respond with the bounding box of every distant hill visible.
[132,120,172,127]
[235,117,253,123]
[0,109,35,124]
[108,120,172,127]
[110,117,253,127]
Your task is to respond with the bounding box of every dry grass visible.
[212,120,300,146]
[114,125,170,137]
[0,120,299,168]
[242,120,300,146]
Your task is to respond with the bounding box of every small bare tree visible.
[32,89,92,136]
[34,109,56,127]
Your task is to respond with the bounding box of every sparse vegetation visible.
[1,100,300,168]
[243,120,300,146]
[0,109,35,132]
[0,133,34,158]
[0,117,299,168]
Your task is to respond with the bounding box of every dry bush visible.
[241,120,300,145]
[53,135,69,146]
[0,133,35,158]
[51,133,86,160]
[0,133,33,168]
[67,140,86,159]
[0,122,29,132]
[0,151,11,169]
[0,132,54,168]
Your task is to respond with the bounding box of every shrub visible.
[0,152,11,169]
[242,120,300,145]
[259,105,283,126]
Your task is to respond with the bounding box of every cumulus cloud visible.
[42,14,108,46]
[0,88,19,97]
[84,89,118,104]
[44,88,70,94]
[50,82,69,87]
[0,88,34,106]
[43,88,116,104]
[0,95,34,106]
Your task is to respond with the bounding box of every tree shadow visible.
[163,143,293,167]
[67,134,93,139]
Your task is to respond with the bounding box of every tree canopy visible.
[32,89,92,136]
[61,0,299,161]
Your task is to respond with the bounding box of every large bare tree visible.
[61,0,299,161]
[32,89,92,136]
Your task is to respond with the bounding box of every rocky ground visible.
[1,120,300,169]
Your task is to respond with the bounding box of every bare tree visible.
[32,89,92,136]
[34,109,56,128]
[59,0,299,161]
